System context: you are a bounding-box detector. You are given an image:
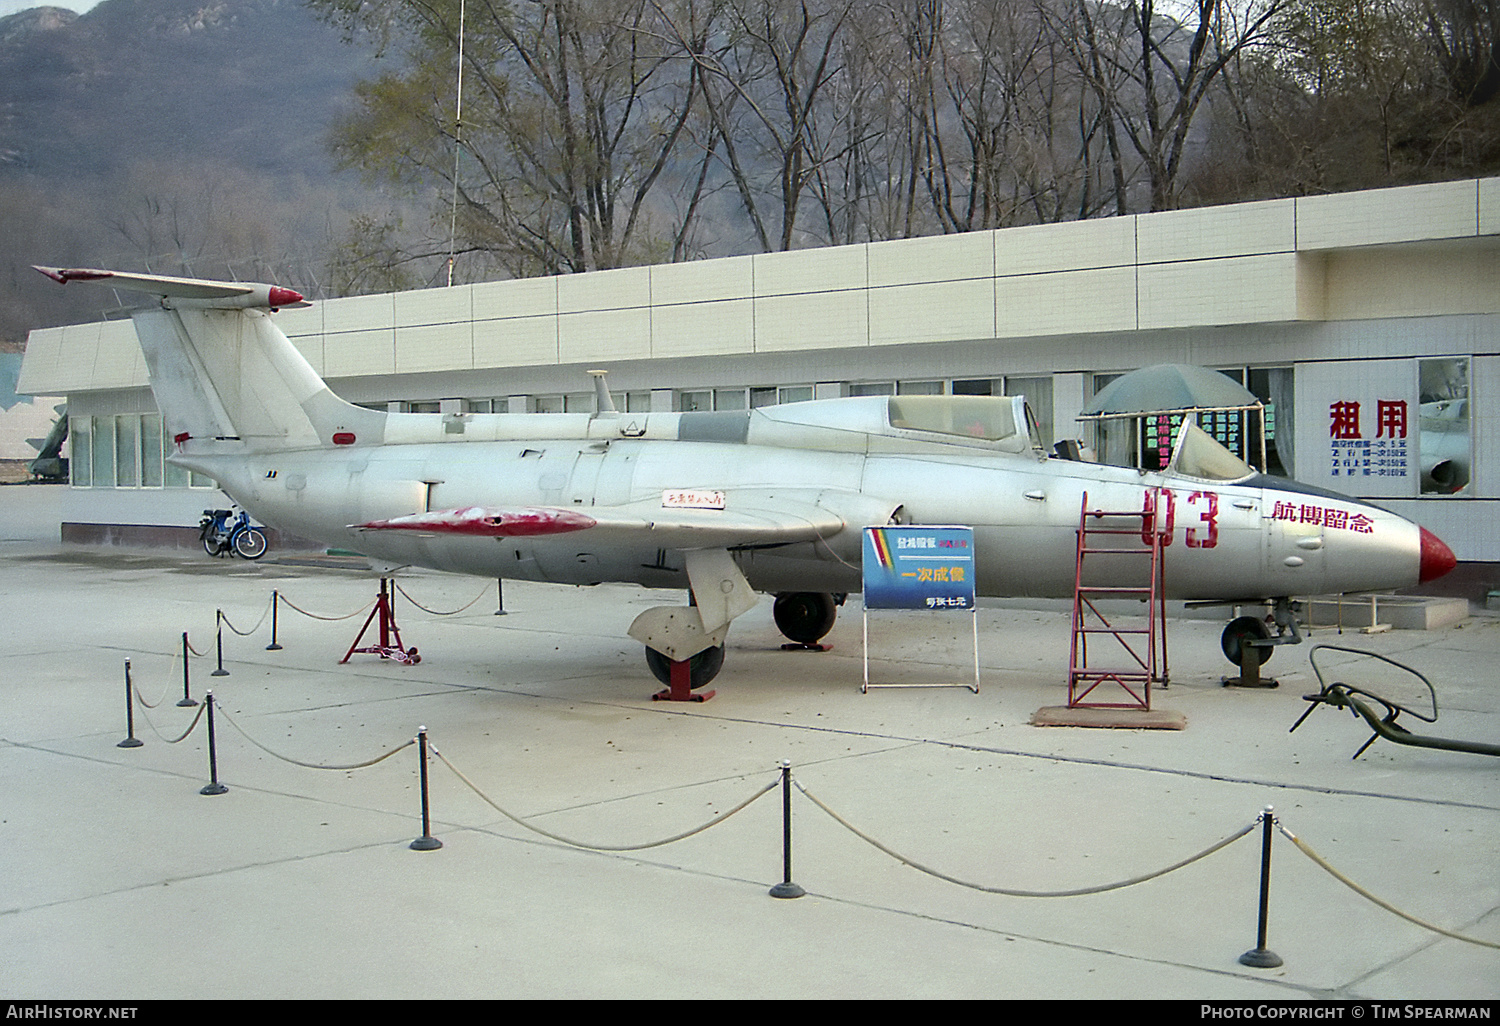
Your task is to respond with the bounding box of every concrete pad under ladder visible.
[1031,706,1187,730]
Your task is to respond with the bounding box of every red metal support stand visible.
[652,658,714,703]
[342,578,421,665]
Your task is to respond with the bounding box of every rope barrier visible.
[795,779,1257,897]
[184,636,208,657]
[433,747,779,852]
[220,596,273,638]
[134,700,207,745]
[132,653,178,710]
[279,594,377,621]
[214,707,415,771]
[393,582,491,617]
[1277,822,1500,950]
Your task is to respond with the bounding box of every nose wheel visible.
[1221,615,1274,666]
[1221,601,1303,688]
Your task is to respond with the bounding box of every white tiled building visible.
[19,177,1499,582]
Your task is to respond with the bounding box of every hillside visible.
[0,0,386,341]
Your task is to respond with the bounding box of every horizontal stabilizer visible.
[34,266,308,309]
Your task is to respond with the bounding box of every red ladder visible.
[1067,490,1169,709]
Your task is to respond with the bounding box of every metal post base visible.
[1238,947,1283,968]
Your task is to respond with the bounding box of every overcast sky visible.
[0,0,100,19]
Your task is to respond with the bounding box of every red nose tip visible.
[1419,527,1457,583]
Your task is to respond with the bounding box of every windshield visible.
[1168,421,1255,482]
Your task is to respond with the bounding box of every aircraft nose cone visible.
[1419,527,1457,583]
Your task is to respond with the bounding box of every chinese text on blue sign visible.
[862,526,977,611]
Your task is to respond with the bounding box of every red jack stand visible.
[652,658,714,703]
[342,578,421,665]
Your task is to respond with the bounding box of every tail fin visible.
[35,267,384,453]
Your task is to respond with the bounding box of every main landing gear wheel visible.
[645,644,725,690]
[773,592,838,645]
[1222,615,1274,666]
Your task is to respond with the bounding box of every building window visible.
[70,417,91,487]
[849,382,895,397]
[1419,357,1470,495]
[90,416,113,488]
[70,413,213,489]
[897,380,944,395]
[140,413,163,487]
[1004,376,1053,448]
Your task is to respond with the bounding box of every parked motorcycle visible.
[199,507,268,560]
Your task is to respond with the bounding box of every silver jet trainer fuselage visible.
[185,397,1450,605]
[35,266,1456,689]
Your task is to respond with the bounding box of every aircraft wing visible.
[353,493,849,550]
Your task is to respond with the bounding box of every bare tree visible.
[318,0,705,279]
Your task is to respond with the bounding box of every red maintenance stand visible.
[342,578,421,665]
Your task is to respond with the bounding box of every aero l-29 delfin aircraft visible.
[37,266,1457,690]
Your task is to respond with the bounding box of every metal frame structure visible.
[862,607,981,694]
[1077,403,1268,473]
[1067,490,1168,709]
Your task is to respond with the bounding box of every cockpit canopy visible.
[745,394,1040,455]
[887,395,1022,444]
[1168,421,1256,482]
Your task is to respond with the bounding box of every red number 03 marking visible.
[1184,490,1219,549]
[1142,489,1176,546]
[1142,489,1219,549]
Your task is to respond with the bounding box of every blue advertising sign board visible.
[862,526,977,611]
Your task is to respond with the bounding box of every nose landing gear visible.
[1222,598,1303,688]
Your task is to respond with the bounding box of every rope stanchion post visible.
[266,590,282,650]
[199,691,228,796]
[410,727,442,851]
[495,578,506,616]
[212,610,229,677]
[769,760,805,899]
[178,632,198,707]
[1239,805,1283,968]
[118,659,143,749]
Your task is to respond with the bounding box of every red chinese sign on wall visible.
[1327,399,1410,483]
[1297,362,1418,498]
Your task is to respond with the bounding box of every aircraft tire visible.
[645,644,724,689]
[1221,615,1273,666]
[233,527,268,560]
[773,592,838,645]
